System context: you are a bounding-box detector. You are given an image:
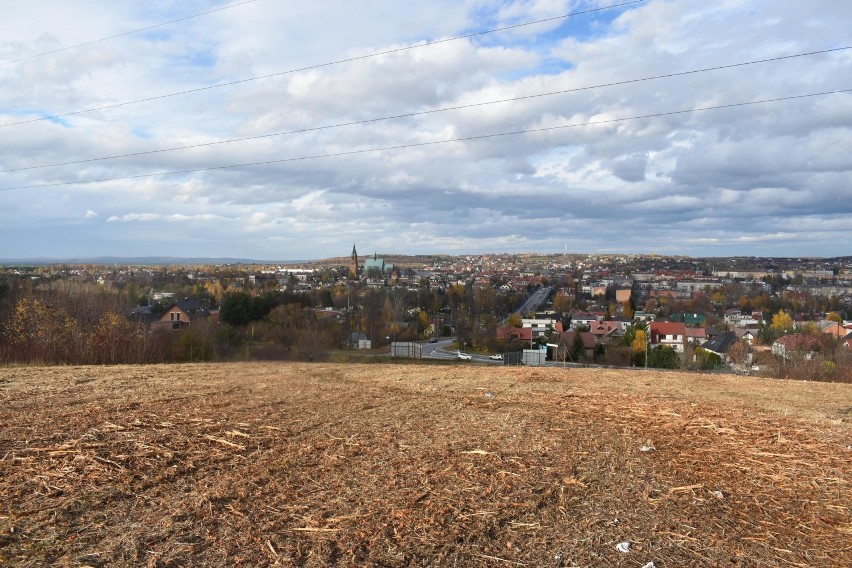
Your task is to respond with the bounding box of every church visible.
[350,245,395,279]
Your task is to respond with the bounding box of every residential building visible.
[151,299,211,332]
[772,334,821,359]
[648,321,687,353]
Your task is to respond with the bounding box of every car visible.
[429,338,438,343]
[456,351,472,360]
[489,354,503,361]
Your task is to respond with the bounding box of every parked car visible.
[457,351,472,360]
[429,337,438,343]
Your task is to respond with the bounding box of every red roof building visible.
[648,321,687,353]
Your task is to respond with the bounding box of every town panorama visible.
[1,250,850,381]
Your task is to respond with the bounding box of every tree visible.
[648,346,680,369]
[826,311,843,324]
[770,309,794,334]
[417,310,430,337]
[506,312,522,328]
[631,329,647,356]
[554,291,572,314]
[571,331,585,362]
[727,339,751,369]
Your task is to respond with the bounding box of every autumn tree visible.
[554,291,572,314]
[506,312,522,328]
[826,311,843,324]
[630,328,647,366]
[726,339,751,370]
[770,309,794,334]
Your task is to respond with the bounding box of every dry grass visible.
[1,363,850,567]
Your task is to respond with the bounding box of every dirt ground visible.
[1,363,850,567]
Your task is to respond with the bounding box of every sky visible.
[0,0,850,261]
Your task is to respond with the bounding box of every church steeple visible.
[350,244,359,279]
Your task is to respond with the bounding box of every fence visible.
[390,342,422,359]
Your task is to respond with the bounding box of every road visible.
[501,285,553,324]
[420,287,553,364]
[421,338,502,364]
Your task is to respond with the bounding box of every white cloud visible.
[0,0,851,259]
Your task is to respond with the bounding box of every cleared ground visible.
[1,363,850,567]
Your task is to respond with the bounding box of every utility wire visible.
[2,88,848,192]
[0,0,644,129]
[0,0,259,67]
[1,45,846,174]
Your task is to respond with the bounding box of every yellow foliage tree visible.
[826,311,843,324]
[506,313,522,328]
[631,329,647,354]
[770,309,794,333]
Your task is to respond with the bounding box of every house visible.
[551,330,595,361]
[650,289,679,300]
[670,313,706,327]
[772,334,821,360]
[522,317,557,339]
[570,311,603,330]
[151,299,210,332]
[349,332,372,350]
[701,331,739,359]
[608,316,634,332]
[128,305,157,325]
[816,320,847,338]
[734,328,758,345]
[685,327,706,345]
[588,320,625,345]
[724,309,760,328]
[496,327,533,343]
[648,321,687,353]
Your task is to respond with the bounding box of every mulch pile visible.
[1,363,850,567]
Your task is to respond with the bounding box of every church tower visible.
[350,244,359,279]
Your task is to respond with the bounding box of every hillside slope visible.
[1,363,850,566]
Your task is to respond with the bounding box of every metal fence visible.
[390,342,422,359]
[522,349,546,366]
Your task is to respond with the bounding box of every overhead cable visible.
[2,45,846,174]
[0,0,644,129]
[2,88,848,192]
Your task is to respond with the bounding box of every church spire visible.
[350,244,359,279]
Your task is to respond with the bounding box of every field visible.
[1,363,850,567]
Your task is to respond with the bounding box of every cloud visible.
[0,0,850,259]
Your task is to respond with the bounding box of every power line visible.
[0,0,259,67]
[2,88,847,192]
[0,0,644,130]
[3,45,846,175]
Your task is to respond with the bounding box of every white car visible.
[456,351,472,360]
[489,354,503,361]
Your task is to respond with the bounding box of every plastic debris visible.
[615,541,631,553]
[484,391,494,398]
[640,444,655,452]
[711,490,724,499]
[641,562,657,568]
